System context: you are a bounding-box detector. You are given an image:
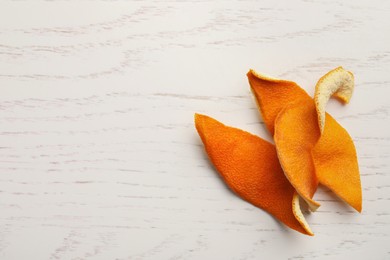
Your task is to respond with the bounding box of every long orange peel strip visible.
[314,66,355,133]
[313,67,361,212]
[247,68,362,212]
[248,70,320,211]
[195,113,313,235]
[274,101,321,211]
[312,106,362,212]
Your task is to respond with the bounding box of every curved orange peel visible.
[314,66,355,133]
[274,101,321,211]
[292,193,313,235]
[247,69,311,135]
[248,68,362,212]
[312,113,362,212]
[195,113,313,235]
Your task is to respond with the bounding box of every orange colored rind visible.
[292,193,314,236]
[312,113,362,212]
[195,113,313,235]
[193,67,362,236]
[247,69,311,135]
[274,101,321,211]
[248,68,362,212]
[314,66,355,133]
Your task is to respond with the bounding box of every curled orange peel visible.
[313,67,361,212]
[314,66,355,133]
[274,101,321,211]
[247,68,362,212]
[194,113,313,235]
[247,69,311,135]
[193,67,361,237]
[312,113,362,212]
[248,69,320,211]
[292,192,313,235]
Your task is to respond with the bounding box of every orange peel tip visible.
[314,67,355,133]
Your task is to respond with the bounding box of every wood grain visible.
[0,1,389,259]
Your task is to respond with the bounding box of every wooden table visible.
[1,1,389,259]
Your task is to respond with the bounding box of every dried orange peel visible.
[314,66,355,133]
[292,192,312,234]
[312,67,361,212]
[274,101,321,211]
[248,68,362,212]
[247,69,311,135]
[248,70,321,211]
[312,113,362,212]
[193,67,362,236]
[195,113,313,235]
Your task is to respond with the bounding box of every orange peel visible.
[195,113,313,235]
[292,192,313,235]
[314,66,355,133]
[248,68,361,212]
[312,113,362,212]
[247,69,311,135]
[274,101,321,211]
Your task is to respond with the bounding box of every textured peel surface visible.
[312,113,362,212]
[195,113,313,235]
[249,68,361,212]
[247,69,311,135]
[274,101,321,211]
[314,66,355,133]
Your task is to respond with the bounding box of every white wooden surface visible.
[0,1,389,259]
